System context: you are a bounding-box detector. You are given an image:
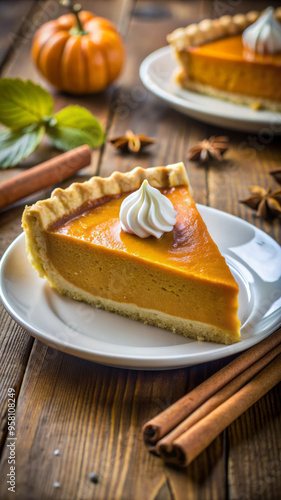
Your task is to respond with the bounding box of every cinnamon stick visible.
[157,343,281,455]
[0,145,91,210]
[142,328,281,449]
[159,353,281,466]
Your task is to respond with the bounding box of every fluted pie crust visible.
[22,163,240,345]
[167,8,281,111]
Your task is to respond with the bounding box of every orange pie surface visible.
[189,34,281,65]
[46,186,240,340]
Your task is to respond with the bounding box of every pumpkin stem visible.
[72,3,84,32]
[60,0,87,35]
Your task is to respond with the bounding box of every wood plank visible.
[0,308,33,450]
[0,202,35,452]
[206,130,281,241]
[227,385,281,500]
[0,341,230,500]
[0,0,36,71]
[100,0,212,205]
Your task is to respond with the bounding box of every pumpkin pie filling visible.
[43,186,239,338]
[22,163,240,344]
[181,34,281,101]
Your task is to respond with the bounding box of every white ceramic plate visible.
[1,205,280,370]
[139,46,281,133]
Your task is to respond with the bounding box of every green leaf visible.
[47,105,104,150]
[0,79,54,130]
[0,125,45,168]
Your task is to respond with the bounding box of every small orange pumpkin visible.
[32,6,125,94]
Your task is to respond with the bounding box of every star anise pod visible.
[240,186,281,219]
[187,136,229,162]
[270,168,281,186]
[108,129,155,153]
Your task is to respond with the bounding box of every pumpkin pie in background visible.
[22,163,241,345]
[31,5,125,94]
[167,7,281,111]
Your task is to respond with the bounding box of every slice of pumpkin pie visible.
[167,7,281,110]
[22,163,240,344]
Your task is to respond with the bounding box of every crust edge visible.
[22,163,190,230]
[167,8,281,49]
[22,163,190,278]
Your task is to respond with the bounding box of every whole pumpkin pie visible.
[167,7,281,110]
[22,163,240,344]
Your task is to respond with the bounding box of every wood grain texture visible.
[0,202,35,453]
[227,385,281,500]
[0,307,33,450]
[0,0,280,499]
[0,342,230,500]
[0,0,37,72]
[100,0,212,208]
[206,129,281,241]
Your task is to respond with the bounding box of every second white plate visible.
[140,46,281,133]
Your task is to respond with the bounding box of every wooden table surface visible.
[0,1,280,499]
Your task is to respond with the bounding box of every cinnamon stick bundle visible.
[0,145,91,210]
[157,343,281,455]
[160,354,281,466]
[142,328,281,467]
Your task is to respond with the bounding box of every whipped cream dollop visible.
[119,180,178,238]
[242,7,281,54]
